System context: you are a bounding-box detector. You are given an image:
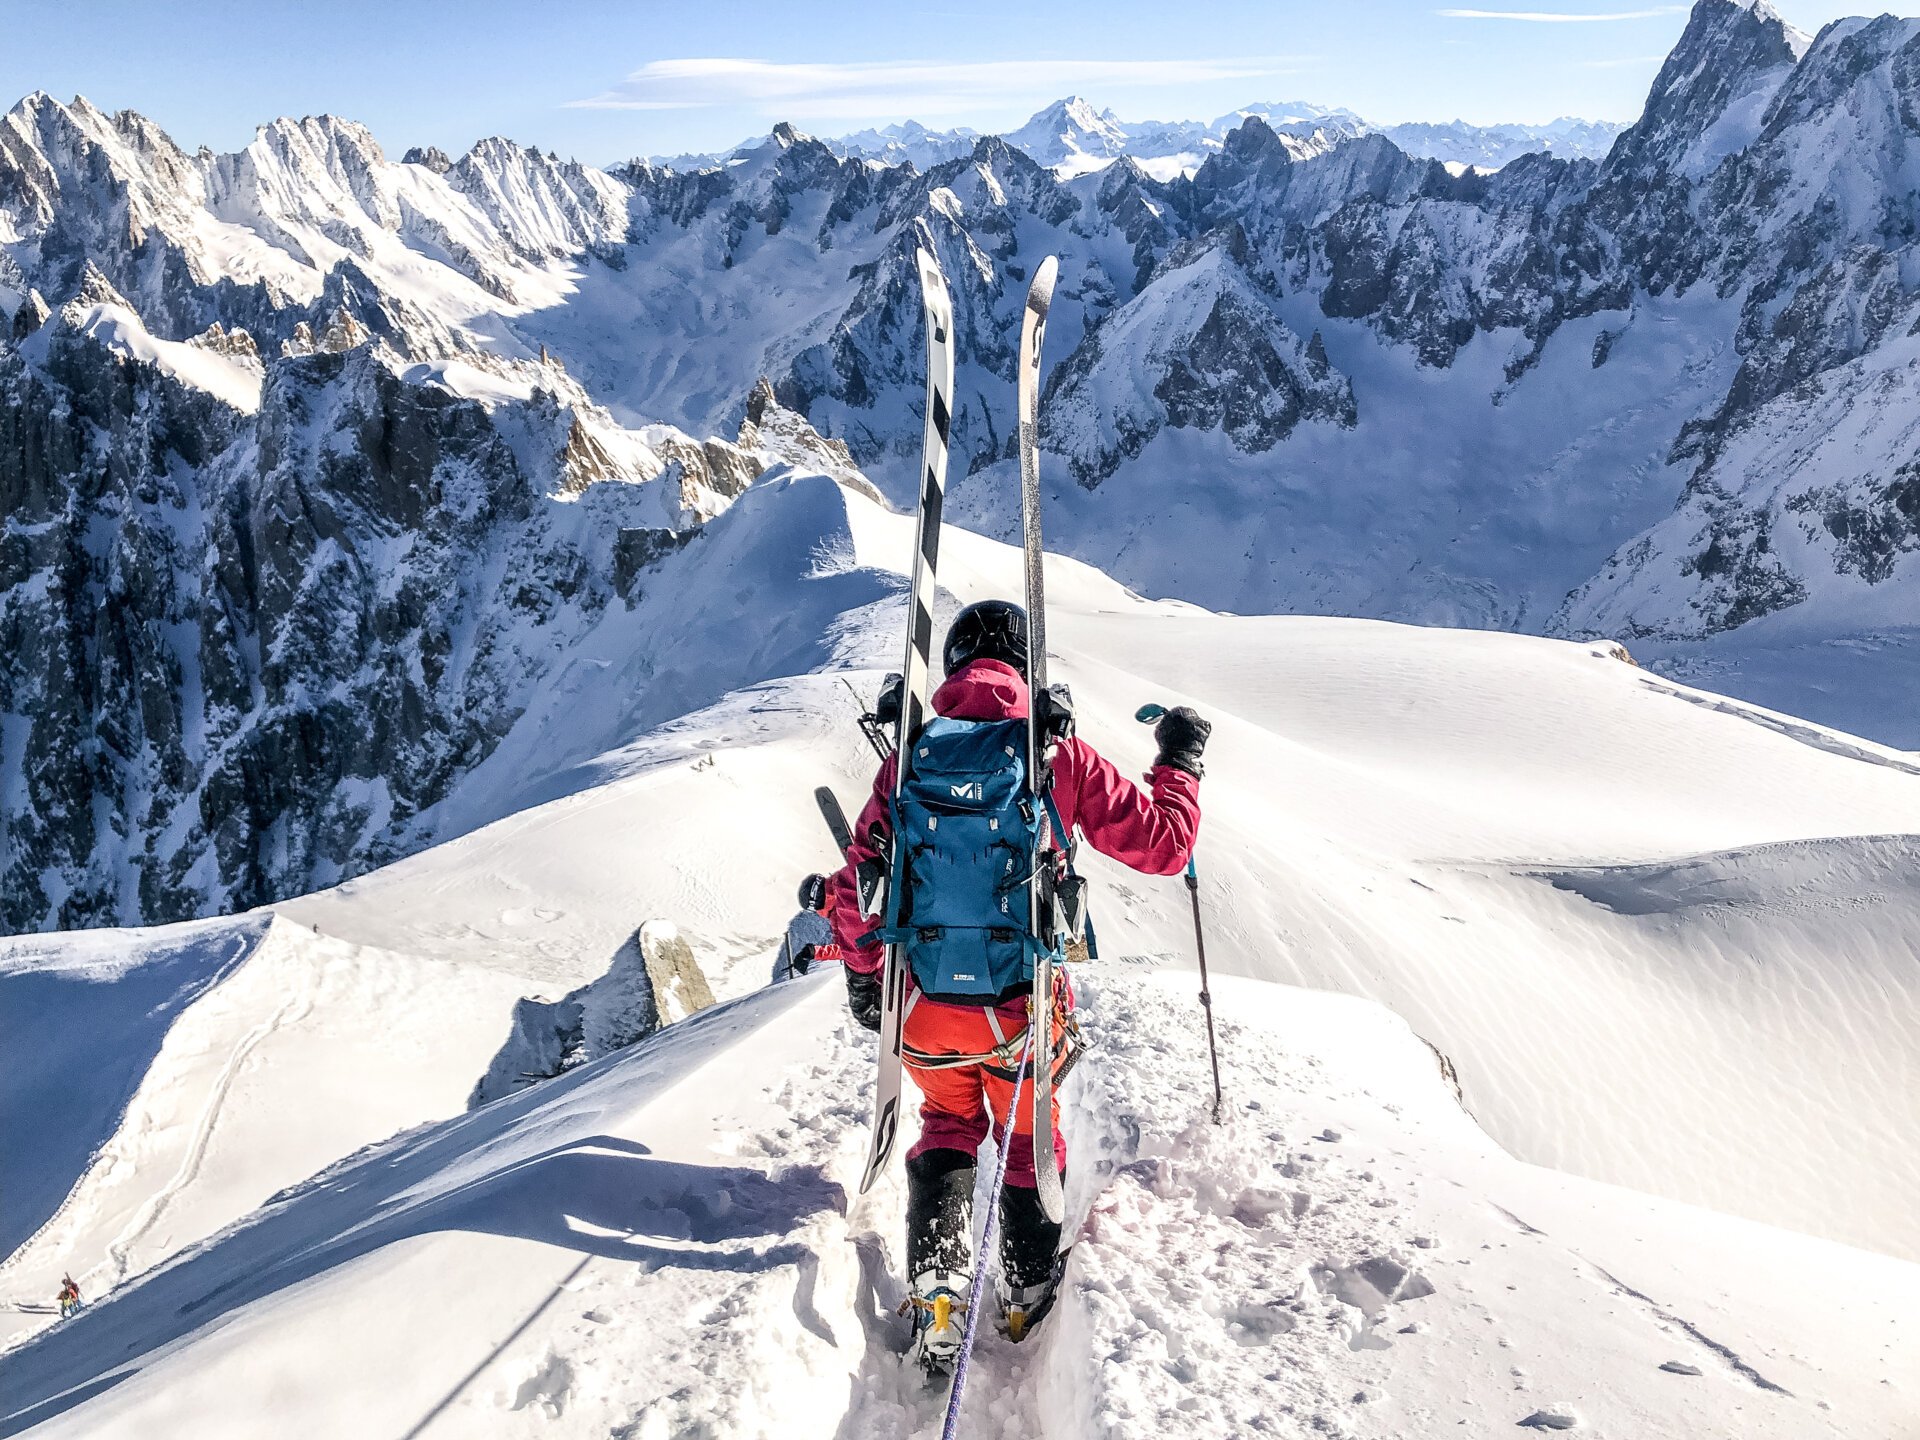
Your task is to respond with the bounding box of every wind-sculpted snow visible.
[0,918,266,1261]
[0,913,532,1354]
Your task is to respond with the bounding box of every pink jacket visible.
[828,659,1202,973]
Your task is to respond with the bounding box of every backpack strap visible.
[1041,791,1071,860]
[1040,792,1099,961]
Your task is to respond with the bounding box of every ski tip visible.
[1027,254,1060,308]
[915,246,946,288]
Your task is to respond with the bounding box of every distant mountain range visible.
[654,96,1628,177]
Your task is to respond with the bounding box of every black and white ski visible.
[1017,254,1065,1225]
[858,242,956,1197]
[819,783,886,915]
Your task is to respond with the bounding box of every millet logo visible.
[949,781,983,801]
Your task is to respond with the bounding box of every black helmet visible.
[943,600,1028,674]
[798,873,828,911]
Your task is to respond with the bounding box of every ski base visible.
[859,237,954,1195]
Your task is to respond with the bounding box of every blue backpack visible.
[879,716,1055,1003]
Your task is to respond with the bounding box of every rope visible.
[937,1026,1035,1440]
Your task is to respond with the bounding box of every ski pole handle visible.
[1137,702,1199,867]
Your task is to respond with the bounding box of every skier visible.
[56,1274,80,1320]
[827,599,1209,1364]
[771,874,841,983]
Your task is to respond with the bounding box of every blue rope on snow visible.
[938,1026,1036,1440]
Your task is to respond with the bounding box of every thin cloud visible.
[568,56,1310,120]
[1439,6,1686,19]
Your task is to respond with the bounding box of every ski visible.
[859,240,956,1197]
[815,785,854,855]
[1017,254,1066,1225]
[819,783,886,915]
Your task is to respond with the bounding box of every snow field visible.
[61,302,264,412]
[0,473,1915,1435]
[0,915,536,1352]
[237,475,1920,1259]
[4,966,1911,1438]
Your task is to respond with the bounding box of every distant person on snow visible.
[826,599,1209,1364]
[57,1274,80,1319]
[771,874,842,983]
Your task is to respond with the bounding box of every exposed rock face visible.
[736,376,880,499]
[0,195,855,929]
[187,321,260,360]
[402,146,453,174]
[1047,235,1355,486]
[10,289,49,339]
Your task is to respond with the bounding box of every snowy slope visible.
[279,477,1920,1263]
[0,915,536,1353]
[1,472,1916,1435]
[2,970,1912,1438]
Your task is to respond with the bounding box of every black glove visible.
[1154,706,1211,778]
[793,943,817,976]
[845,965,883,1032]
[1040,682,1075,741]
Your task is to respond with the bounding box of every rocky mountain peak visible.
[69,259,130,310]
[1218,115,1288,164]
[1605,0,1806,182]
[9,288,49,340]
[402,145,453,174]
[737,375,874,496]
[1006,95,1131,166]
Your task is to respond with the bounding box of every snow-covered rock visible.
[1045,231,1355,485]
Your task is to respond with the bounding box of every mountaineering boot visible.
[906,1267,972,1374]
[998,1182,1065,1342]
[905,1148,976,1370]
[905,1148,976,1274]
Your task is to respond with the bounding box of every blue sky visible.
[0,0,1910,163]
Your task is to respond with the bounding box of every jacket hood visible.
[931,658,1030,721]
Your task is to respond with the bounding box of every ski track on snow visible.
[103,977,312,1284]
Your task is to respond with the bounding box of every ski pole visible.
[1136,703,1225,1123]
[841,677,894,759]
